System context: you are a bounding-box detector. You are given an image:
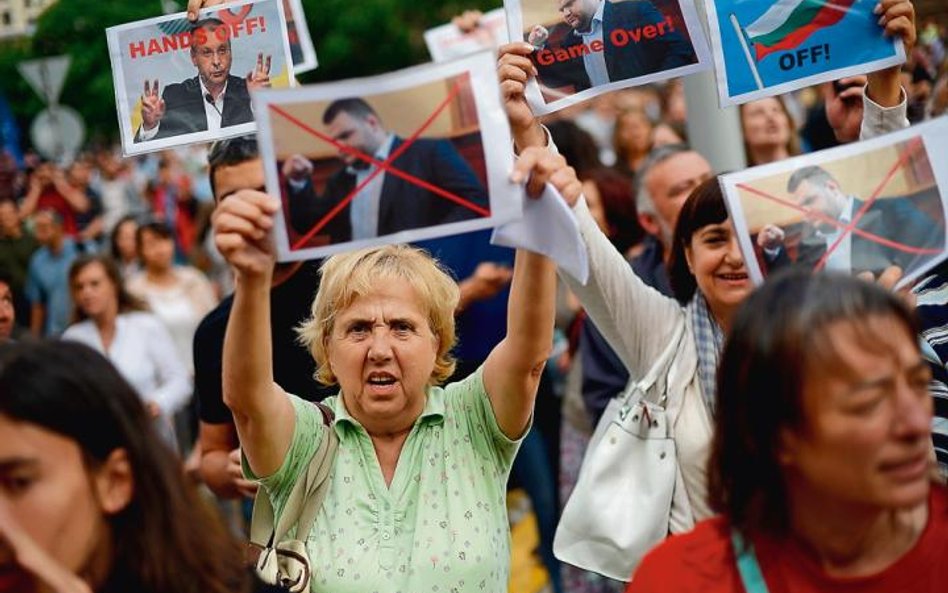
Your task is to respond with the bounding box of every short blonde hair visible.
[297,244,460,386]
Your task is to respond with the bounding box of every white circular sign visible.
[30,105,85,163]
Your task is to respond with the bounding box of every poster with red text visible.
[504,0,712,115]
[107,0,294,156]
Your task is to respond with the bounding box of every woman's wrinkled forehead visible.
[339,279,425,314]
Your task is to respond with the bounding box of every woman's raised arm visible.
[213,189,296,477]
[483,148,579,439]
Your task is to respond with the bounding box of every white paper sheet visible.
[492,184,589,284]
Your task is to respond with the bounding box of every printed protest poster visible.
[505,0,711,115]
[253,51,521,261]
[107,0,294,156]
[721,116,948,289]
[284,0,318,73]
[424,8,508,62]
[706,0,905,106]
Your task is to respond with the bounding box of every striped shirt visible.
[913,264,948,477]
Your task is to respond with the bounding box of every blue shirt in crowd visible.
[25,238,78,336]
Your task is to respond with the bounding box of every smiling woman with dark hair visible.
[629,271,947,592]
[558,176,752,538]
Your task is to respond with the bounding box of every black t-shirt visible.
[194,262,336,424]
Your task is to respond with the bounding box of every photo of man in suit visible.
[281,98,489,244]
[529,0,696,94]
[760,165,944,276]
[135,17,271,142]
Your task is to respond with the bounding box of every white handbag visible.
[553,323,684,581]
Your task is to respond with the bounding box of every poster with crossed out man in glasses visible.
[107,0,294,156]
[721,116,948,289]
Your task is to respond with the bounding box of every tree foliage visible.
[0,0,502,146]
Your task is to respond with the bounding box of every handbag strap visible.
[250,401,338,548]
[731,531,771,593]
[621,321,685,409]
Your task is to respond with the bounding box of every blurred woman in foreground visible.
[0,341,279,593]
[629,272,946,591]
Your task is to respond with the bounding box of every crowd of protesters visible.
[1,2,948,593]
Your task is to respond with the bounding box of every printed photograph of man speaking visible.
[515,0,708,111]
[108,0,293,156]
[135,17,271,142]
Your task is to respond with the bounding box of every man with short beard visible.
[529,0,695,93]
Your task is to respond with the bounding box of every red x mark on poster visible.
[736,138,941,271]
[268,80,491,250]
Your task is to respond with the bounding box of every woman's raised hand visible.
[187,0,234,21]
[211,189,279,278]
[511,147,583,207]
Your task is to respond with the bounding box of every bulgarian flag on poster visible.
[744,0,857,61]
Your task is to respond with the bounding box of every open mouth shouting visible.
[366,371,399,395]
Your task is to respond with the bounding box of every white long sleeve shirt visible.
[62,312,192,416]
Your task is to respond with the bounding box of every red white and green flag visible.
[744,0,857,61]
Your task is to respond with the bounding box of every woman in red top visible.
[629,271,947,593]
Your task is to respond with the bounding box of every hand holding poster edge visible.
[704,0,907,107]
[252,51,523,263]
[719,116,948,292]
[503,0,713,116]
[491,182,590,284]
[106,0,294,157]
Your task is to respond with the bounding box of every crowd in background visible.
[0,14,947,593]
